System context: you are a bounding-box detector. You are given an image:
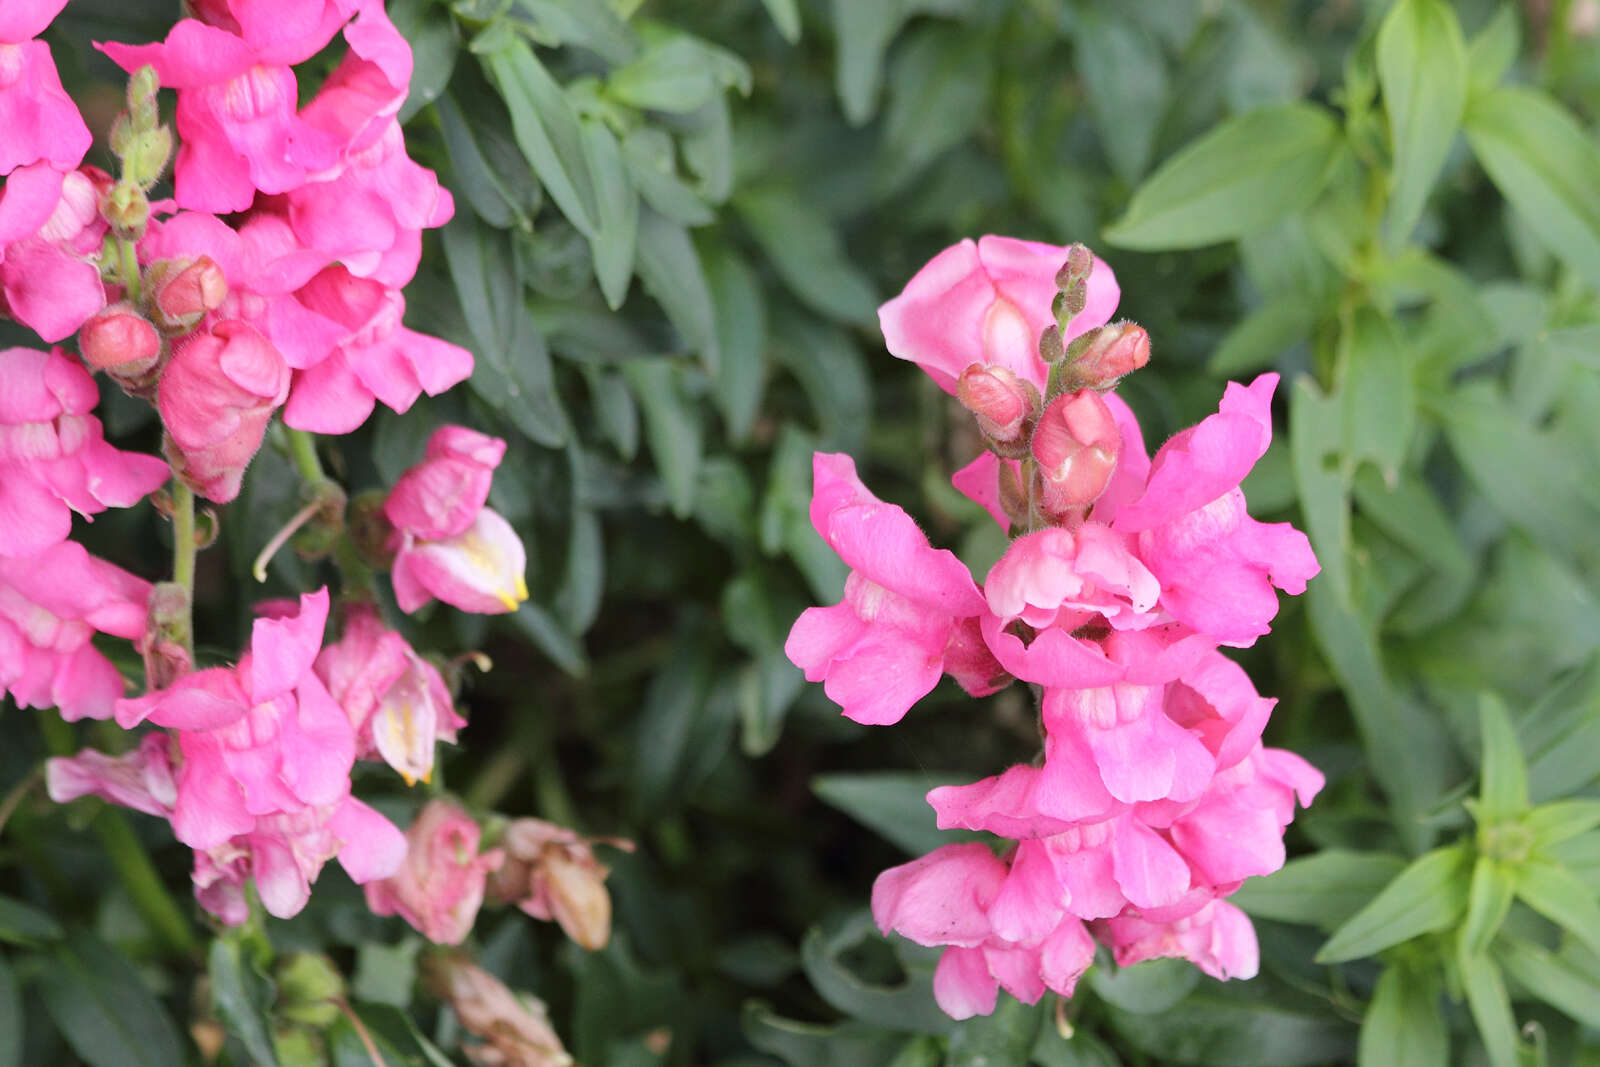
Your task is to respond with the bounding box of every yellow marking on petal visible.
[401,770,418,786]
[497,590,520,611]
[514,574,529,601]
[421,767,433,785]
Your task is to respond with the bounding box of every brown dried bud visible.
[487,819,633,952]
[423,955,573,1067]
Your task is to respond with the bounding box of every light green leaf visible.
[622,357,701,519]
[831,0,904,125]
[635,208,719,373]
[761,0,801,42]
[391,0,459,123]
[480,34,601,235]
[811,773,983,857]
[208,937,279,1067]
[1076,13,1167,181]
[1232,850,1408,931]
[1104,103,1343,250]
[1466,4,1520,97]
[510,0,637,65]
[1358,965,1448,1067]
[0,896,62,946]
[1090,958,1199,1015]
[1497,937,1600,1028]
[38,931,185,1067]
[1208,294,1318,377]
[1457,950,1519,1067]
[1466,86,1600,290]
[621,128,713,225]
[735,186,879,326]
[351,940,420,1009]
[1376,0,1467,245]
[1290,376,1352,601]
[580,120,638,310]
[1339,306,1415,482]
[1317,844,1470,963]
[1476,693,1529,822]
[1515,860,1600,959]
[878,24,991,194]
[1524,799,1600,851]
[1458,856,1516,957]
[609,37,718,114]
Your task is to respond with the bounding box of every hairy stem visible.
[117,236,142,304]
[171,478,197,657]
[286,427,326,485]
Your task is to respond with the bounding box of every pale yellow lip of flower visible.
[497,573,530,612]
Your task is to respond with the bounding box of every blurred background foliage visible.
[5,0,1600,1064]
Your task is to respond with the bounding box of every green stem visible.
[171,478,197,658]
[286,427,326,485]
[37,713,196,958]
[118,236,142,304]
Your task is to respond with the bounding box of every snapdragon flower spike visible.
[365,799,503,945]
[386,426,528,615]
[315,605,465,785]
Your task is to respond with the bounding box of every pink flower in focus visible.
[1099,899,1259,981]
[1031,389,1122,515]
[0,346,170,558]
[159,319,290,502]
[0,8,93,177]
[365,799,503,944]
[385,427,528,615]
[315,604,465,784]
[1,169,109,341]
[878,236,1119,394]
[784,453,1000,725]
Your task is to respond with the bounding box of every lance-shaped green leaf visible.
[799,911,952,1036]
[1338,305,1415,483]
[1456,950,1519,1067]
[1357,965,1448,1067]
[1475,692,1528,822]
[208,937,279,1067]
[1104,102,1343,250]
[1458,856,1515,957]
[580,120,637,310]
[1515,860,1600,959]
[1466,86,1600,290]
[1466,5,1519,96]
[37,931,185,1067]
[1317,844,1470,962]
[1232,850,1407,931]
[622,357,701,519]
[1496,937,1600,1028]
[1376,0,1466,245]
[1524,799,1600,851]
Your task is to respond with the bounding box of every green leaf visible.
[1102,981,1357,1067]
[513,601,588,676]
[37,930,184,1067]
[799,911,952,1035]
[1076,13,1167,181]
[554,505,604,634]
[702,244,767,442]
[1466,86,1600,290]
[878,25,992,194]
[1523,654,1600,802]
[722,570,806,757]
[1515,860,1600,959]
[1208,294,1318,377]
[635,208,719,373]
[1317,844,1470,963]
[1290,376,1352,601]
[1497,937,1600,1028]
[1458,856,1516,957]
[621,128,713,225]
[1524,799,1600,851]
[770,309,872,454]
[480,34,600,235]
[437,93,519,229]
[351,940,420,1009]
[831,0,905,125]
[1376,0,1467,244]
[609,37,718,114]
[735,186,879,326]
[1358,965,1448,1067]
[629,619,722,816]
[1466,5,1519,96]
[510,0,637,66]
[742,1001,908,1067]
[1339,306,1415,483]
[1104,103,1343,250]
[1457,950,1519,1067]
[1232,850,1408,931]
[1476,693,1529,822]
[948,994,1041,1066]
[391,0,459,123]
[208,937,279,1067]
[0,896,63,946]
[811,773,982,857]
[622,357,702,519]
[1032,1027,1123,1067]
[761,0,801,42]
[0,952,20,1067]
[1089,958,1199,1015]
[580,119,638,310]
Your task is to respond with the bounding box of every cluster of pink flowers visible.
[786,237,1324,1019]
[2,0,546,938]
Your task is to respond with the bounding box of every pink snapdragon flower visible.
[159,319,290,502]
[785,453,1005,725]
[1,168,109,341]
[315,605,465,784]
[1099,899,1259,981]
[878,236,1119,394]
[46,733,178,817]
[0,346,170,558]
[385,427,528,615]
[365,799,503,944]
[0,2,92,178]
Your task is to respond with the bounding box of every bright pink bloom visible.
[284,265,472,433]
[785,453,998,725]
[1100,899,1259,981]
[0,31,92,176]
[0,541,149,721]
[315,605,465,784]
[984,524,1158,634]
[0,1,71,44]
[183,0,358,64]
[386,427,527,615]
[365,799,503,944]
[1,169,108,341]
[159,319,290,502]
[1031,389,1121,514]
[79,303,162,373]
[46,734,177,817]
[1041,682,1215,809]
[878,236,1119,394]
[297,5,412,157]
[871,843,1007,949]
[957,364,1037,444]
[0,347,169,558]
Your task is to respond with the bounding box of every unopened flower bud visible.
[147,256,228,331]
[141,581,193,688]
[127,65,161,131]
[957,363,1039,449]
[274,953,344,1028]
[1031,389,1121,515]
[1054,243,1094,290]
[79,302,161,373]
[100,178,149,238]
[125,126,173,190]
[1072,321,1150,388]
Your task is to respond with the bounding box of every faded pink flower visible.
[365,799,503,944]
[45,733,177,817]
[488,819,631,951]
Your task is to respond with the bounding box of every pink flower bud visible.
[1031,389,1122,515]
[1073,321,1150,388]
[79,301,161,374]
[364,800,503,945]
[147,255,228,331]
[957,363,1038,446]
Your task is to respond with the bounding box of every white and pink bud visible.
[1072,321,1150,389]
[79,301,161,377]
[146,255,228,332]
[957,363,1039,447]
[1031,389,1121,516]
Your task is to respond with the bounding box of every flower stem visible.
[118,236,142,304]
[286,427,326,485]
[170,478,197,657]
